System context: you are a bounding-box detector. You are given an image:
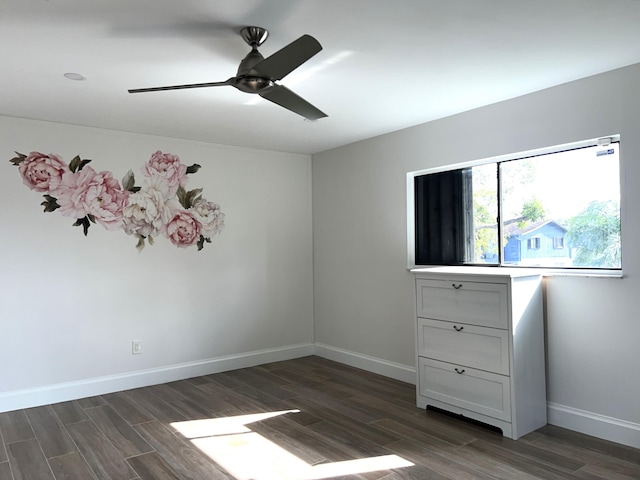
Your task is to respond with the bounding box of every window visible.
[409,137,621,270]
[528,237,541,250]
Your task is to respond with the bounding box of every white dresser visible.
[413,267,547,439]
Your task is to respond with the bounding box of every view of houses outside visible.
[471,144,621,268]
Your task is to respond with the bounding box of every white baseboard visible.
[548,402,640,449]
[8,343,639,452]
[314,343,416,384]
[0,343,315,413]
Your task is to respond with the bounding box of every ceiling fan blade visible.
[128,79,234,93]
[250,34,322,81]
[259,84,327,120]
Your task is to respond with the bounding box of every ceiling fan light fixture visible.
[234,76,274,93]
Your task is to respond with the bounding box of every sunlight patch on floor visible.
[172,410,299,437]
[171,409,413,480]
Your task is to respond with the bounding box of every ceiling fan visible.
[128,26,327,120]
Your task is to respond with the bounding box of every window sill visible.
[409,265,623,279]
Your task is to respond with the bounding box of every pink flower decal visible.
[165,210,202,248]
[9,150,222,251]
[18,152,68,193]
[122,175,174,239]
[55,166,128,230]
[142,151,188,196]
[192,197,225,238]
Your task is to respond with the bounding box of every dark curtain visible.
[414,169,472,265]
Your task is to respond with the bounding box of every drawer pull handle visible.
[455,368,466,374]
[453,325,464,332]
[452,283,462,289]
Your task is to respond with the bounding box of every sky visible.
[500,144,620,221]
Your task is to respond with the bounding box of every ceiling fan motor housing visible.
[234,46,271,93]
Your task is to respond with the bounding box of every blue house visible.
[504,220,571,266]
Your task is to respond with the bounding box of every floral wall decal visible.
[10,150,225,251]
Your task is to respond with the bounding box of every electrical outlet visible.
[132,340,142,355]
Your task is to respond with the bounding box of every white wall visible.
[0,116,314,409]
[312,63,640,447]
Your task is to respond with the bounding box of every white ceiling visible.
[3,0,640,155]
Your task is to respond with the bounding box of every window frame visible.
[406,135,623,277]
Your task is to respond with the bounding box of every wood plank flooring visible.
[1,355,639,479]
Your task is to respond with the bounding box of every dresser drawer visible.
[418,357,511,422]
[416,279,508,329]
[417,318,510,375]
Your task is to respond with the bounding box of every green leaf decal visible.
[135,235,146,252]
[177,186,204,209]
[186,188,202,209]
[69,155,92,173]
[122,169,136,192]
[72,216,91,236]
[78,159,92,171]
[197,234,211,251]
[186,163,201,174]
[9,152,27,166]
[41,195,60,212]
[69,155,81,173]
[177,185,188,209]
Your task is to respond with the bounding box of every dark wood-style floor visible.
[1,356,639,480]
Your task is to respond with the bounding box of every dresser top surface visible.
[411,266,542,279]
